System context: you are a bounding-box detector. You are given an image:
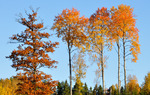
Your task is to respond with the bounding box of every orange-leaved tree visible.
[51,8,88,95]
[109,6,122,94]
[87,7,112,94]
[6,9,59,95]
[110,4,140,92]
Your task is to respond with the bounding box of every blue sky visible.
[0,0,150,89]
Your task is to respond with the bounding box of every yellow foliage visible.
[72,51,88,94]
[127,75,140,94]
[0,78,19,95]
[142,72,150,94]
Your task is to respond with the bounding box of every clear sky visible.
[0,0,150,89]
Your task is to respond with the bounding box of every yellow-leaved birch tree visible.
[86,7,112,94]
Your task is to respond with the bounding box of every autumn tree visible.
[6,9,59,95]
[110,85,116,95]
[127,75,140,94]
[72,51,88,95]
[141,72,150,94]
[109,6,122,94]
[109,4,140,92]
[0,78,19,95]
[52,8,88,95]
[86,7,112,94]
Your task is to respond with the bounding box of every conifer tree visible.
[97,85,103,95]
[63,80,70,95]
[92,84,97,95]
[57,82,63,95]
[82,83,89,95]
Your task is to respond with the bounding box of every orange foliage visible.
[51,8,88,48]
[7,9,59,95]
[87,7,111,72]
[51,8,88,95]
[110,4,140,62]
[86,7,112,93]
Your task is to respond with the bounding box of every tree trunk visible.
[101,43,105,95]
[68,47,72,95]
[33,32,36,95]
[117,41,121,94]
[123,36,127,93]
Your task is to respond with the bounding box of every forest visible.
[0,3,149,95]
[1,73,150,95]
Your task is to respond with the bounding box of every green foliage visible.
[92,84,97,95]
[57,82,63,95]
[82,83,89,95]
[97,85,103,95]
[62,80,70,95]
[89,87,93,95]
[73,82,82,95]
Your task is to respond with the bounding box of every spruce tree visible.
[82,83,89,95]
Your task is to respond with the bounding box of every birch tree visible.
[110,4,140,92]
[52,8,88,95]
[86,7,112,94]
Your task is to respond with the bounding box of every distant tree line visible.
[1,72,150,95]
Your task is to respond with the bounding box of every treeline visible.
[1,72,150,95]
[52,73,150,95]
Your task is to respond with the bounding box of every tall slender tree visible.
[109,6,121,94]
[6,9,59,95]
[87,7,112,94]
[52,8,88,95]
[110,4,140,92]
